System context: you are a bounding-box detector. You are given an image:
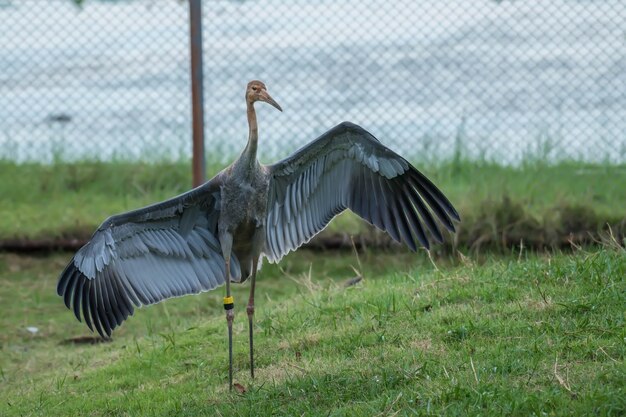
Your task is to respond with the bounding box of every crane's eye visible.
[252,86,258,91]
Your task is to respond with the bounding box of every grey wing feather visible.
[56,178,241,338]
[264,121,460,262]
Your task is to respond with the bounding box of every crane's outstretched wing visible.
[263,122,459,262]
[57,178,241,338]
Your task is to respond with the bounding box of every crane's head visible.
[246,80,282,112]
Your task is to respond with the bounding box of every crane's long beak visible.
[260,91,282,112]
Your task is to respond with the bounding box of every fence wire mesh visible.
[1,0,625,165]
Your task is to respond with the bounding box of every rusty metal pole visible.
[189,0,205,187]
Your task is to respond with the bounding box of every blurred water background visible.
[0,0,624,164]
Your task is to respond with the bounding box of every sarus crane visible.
[57,80,460,390]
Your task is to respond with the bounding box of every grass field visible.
[1,246,624,416]
[1,159,624,415]
[1,160,625,250]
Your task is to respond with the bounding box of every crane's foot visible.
[247,303,255,379]
[226,309,234,391]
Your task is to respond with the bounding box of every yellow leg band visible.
[224,296,234,310]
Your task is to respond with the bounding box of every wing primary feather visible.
[102,271,123,328]
[265,228,276,260]
[207,257,224,288]
[63,270,79,309]
[108,270,132,321]
[135,257,164,302]
[276,220,286,256]
[190,257,210,289]
[308,195,318,233]
[160,258,184,295]
[112,266,141,307]
[89,280,105,338]
[57,262,75,296]
[311,181,322,230]
[320,174,333,220]
[348,163,360,209]
[176,260,199,294]
[399,187,430,249]
[409,169,460,221]
[121,261,154,305]
[96,278,113,337]
[325,170,335,209]
[284,184,292,222]
[366,173,384,230]
[272,228,281,259]
[303,203,314,239]
[203,257,220,287]
[203,257,221,289]
[157,258,184,296]
[355,165,371,221]
[294,210,305,243]
[379,175,401,235]
[72,275,85,322]
[189,260,205,292]
[86,279,99,334]
[389,182,417,251]
[295,174,303,211]
[272,199,280,227]
[82,280,94,331]
[349,164,362,216]
[98,273,111,323]
[212,251,226,278]
[361,167,373,221]
[405,182,444,243]
[287,215,298,251]
[407,173,456,232]
[303,166,311,199]
[332,167,343,208]
[375,175,401,242]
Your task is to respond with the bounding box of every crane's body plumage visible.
[57,81,459,389]
[218,159,270,281]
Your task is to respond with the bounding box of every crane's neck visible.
[245,101,258,158]
[235,101,259,175]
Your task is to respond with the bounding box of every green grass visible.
[1,160,625,248]
[1,248,624,416]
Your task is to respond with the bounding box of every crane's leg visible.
[220,231,234,391]
[247,257,259,378]
[246,230,264,379]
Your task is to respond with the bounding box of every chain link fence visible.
[1,0,625,165]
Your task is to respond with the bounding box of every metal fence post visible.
[189,0,205,187]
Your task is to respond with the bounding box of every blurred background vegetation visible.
[1,0,623,252]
